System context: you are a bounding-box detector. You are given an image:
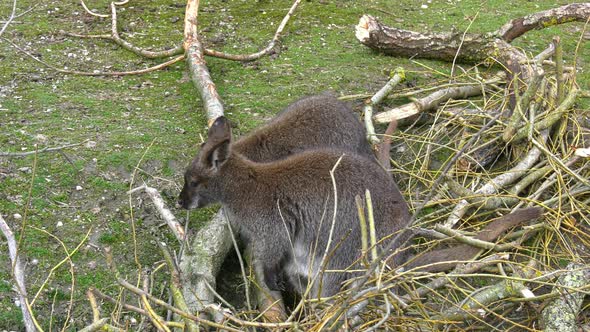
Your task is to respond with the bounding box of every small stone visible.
[18,167,31,173]
[13,213,22,220]
[75,185,83,191]
[56,221,63,227]
[421,4,428,8]
[87,261,97,269]
[85,141,97,148]
[91,207,101,214]
[31,259,39,266]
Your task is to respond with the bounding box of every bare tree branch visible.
[4,38,185,76]
[0,141,87,157]
[127,185,185,242]
[70,0,302,61]
[541,262,590,332]
[184,0,224,123]
[497,3,590,42]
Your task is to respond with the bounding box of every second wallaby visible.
[232,93,376,162]
[178,117,411,302]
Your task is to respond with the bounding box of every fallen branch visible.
[511,87,579,143]
[118,278,241,331]
[364,67,405,143]
[127,185,185,242]
[201,0,302,62]
[439,260,537,321]
[79,0,108,18]
[356,4,590,79]
[355,14,528,78]
[0,0,17,37]
[159,244,198,332]
[183,0,224,123]
[406,253,510,300]
[373,83,488,123]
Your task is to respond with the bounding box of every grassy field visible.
[0,0,587,329]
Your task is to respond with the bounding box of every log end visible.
[355,15,373,43]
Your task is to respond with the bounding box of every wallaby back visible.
[178,117,411,298]
[232,94,375,162]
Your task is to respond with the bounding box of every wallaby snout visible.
[176,184,193,210]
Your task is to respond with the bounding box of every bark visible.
[356,4,590,80]
[541,262,590,332]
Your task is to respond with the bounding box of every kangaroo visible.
[178,117,411,307]
[231,93,376,162]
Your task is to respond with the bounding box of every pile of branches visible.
[337,40,589,330]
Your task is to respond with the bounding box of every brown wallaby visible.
[231,93,376,163]
[178,117,411,302]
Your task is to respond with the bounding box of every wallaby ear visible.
[200,116,232,170]
[208,116,232,143]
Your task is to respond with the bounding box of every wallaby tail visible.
[376,119,398,169]
[405,207,543,273]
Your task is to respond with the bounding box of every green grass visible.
[0,0,587,329]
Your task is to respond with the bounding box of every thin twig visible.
[0,0,17,37]
[79,0,108,18]
[5,38,185,76]
[127,185,185,241]
[364,68,405,143]
[0,141,87,157]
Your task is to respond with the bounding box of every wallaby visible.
[178,117,411,306]
[231,93,376,163]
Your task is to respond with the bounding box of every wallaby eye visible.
[190,181,199,187]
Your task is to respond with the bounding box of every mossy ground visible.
[0,0,587,329]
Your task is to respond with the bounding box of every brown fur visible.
[406,207,543,272]
[377,119,398,169]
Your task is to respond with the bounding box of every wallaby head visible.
[177,116,232,210]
